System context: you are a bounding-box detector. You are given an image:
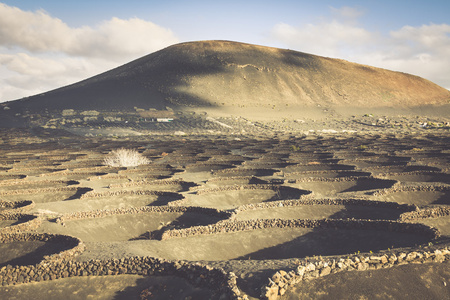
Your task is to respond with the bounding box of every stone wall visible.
[400,206,450,220]
[206,175,268,184]
[286,175,399,185]
[80,189,184,201]
[0,179,74,187]
[261,245,450,299]
[0,176,447,299]
[56,205,232,225]
[279,170,370,177]
[195,184,308,196]
[0,232,85,263]
[0,175,28,184]
[160,218,439,241]
[0,256,242,299]
[117,166,185,174]
[7,167,65,173]
[0,200,40,234]
[70,166,111,173]
[185,162,234,169]
[0,200,34,214]
[0,214,41,234]
[108,178,195,189]
[373,184,449,196]
[213,168,278,175]
[378,170,447,178]
[0,186,80,196]
[196,184,274,195]
[233,197,415,214]
[0,202,243,298]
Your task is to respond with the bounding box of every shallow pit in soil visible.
[187,186,310,209]
[44,212,224,242]
[234,204,403,221]
[376,189,450,206]
[0,240,74,267]
[148,227,431,261]
[294,178,397,196]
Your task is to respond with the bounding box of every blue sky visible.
[1,0,449,102]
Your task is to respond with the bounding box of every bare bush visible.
[103,148,150,167]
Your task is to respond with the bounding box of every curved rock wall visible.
[400,206,450,220]
[261,245,450,299]
[0,214,41,234]
[233,197,415,213]
[56,205,232,224]
[0,232,85,263]
[0,256,241,299]
[160,218,440,240]
[0,186,80,196]
[0,200,34,214]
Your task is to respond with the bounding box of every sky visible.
[1,0,449,103]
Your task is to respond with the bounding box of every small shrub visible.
[104,148,150,167]
[290,145,300,152]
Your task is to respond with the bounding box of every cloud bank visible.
[0,3,179,102]
[270,7,450,90]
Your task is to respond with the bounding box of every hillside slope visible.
[3,40,450,114]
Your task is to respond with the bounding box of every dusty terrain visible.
[0,40,449,299]
[0,114,448,299]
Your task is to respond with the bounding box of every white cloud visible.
[0,52,116,101]
[269,8,450,90]
[271,21,374,58]
[388,24,450,58]
[0,3,179,102]
[0,3,178,60]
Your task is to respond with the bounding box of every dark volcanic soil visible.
[282,261,450,300]
[0,119,448,299]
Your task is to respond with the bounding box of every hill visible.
[2,40,450,116]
